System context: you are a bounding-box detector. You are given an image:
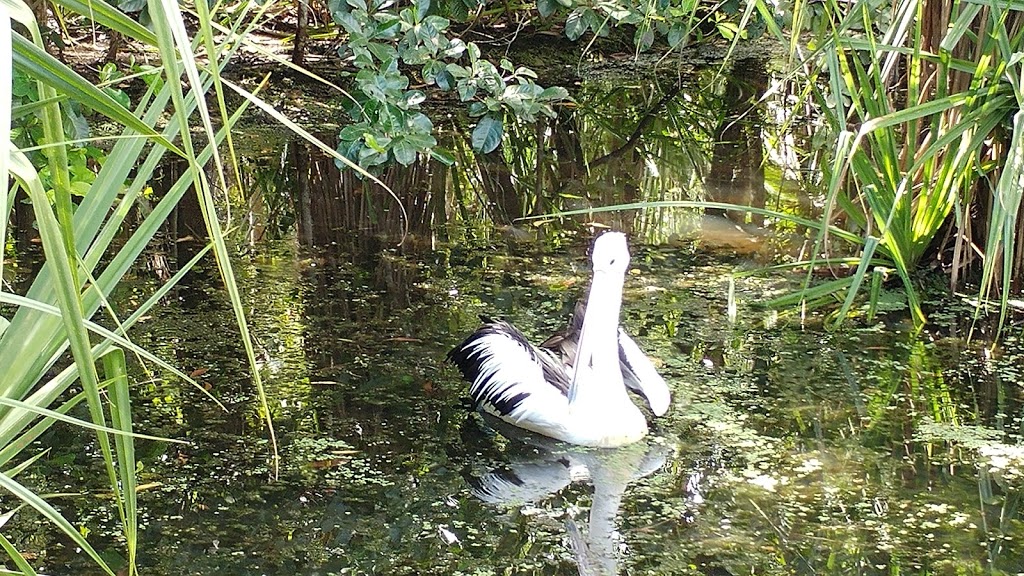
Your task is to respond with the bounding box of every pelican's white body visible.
[448,233,668,447]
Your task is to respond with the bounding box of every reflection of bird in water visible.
[468,426,674,576]
[448,232,671,447]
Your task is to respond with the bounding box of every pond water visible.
[15,233,1024,575]
[7,61,1024,575]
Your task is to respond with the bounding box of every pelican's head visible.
[591,232,630,275]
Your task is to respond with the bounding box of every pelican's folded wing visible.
[617,329,671,416]
[448,320,570,429]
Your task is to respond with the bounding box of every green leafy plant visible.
[449,47,568,153]
[331,0,567,166]
[768,0,1023,330]
[548,0,764,50]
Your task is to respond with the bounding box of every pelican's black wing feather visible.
[448,319,570,419]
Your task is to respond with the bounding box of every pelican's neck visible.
[568,269,627,409]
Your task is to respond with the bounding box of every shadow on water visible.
[7,60,1024,575]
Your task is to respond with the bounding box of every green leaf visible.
[375,17,402,38]
[392,138,418,165]
[445,62,471,79]
[103,87,131,109]
[105,348,137,569]
[364,132,391,153]
[353,50,375,68]
[539,86,569,100]
[537,0,559,17]
[443,38,466,58]
[667,24,686,48]
[117,0,146,13]
[401,45,432,65]
[458,82,476,101]
[402,132,436,149]
[53,0,155,44]
[407,112,434,133]
[717,21,740,40]
[608,7,631,21]
[12,35,171,152]
[327,0,349,15]
[422,60,444,83]
[339,124,368,141]
[368,41,398,63]
[337,138,364,165]
[467,101,487,117]
[424,14,449,29]
[503,83,541,98]
[404,90,426,107]
[565,9,586,41]
[429,147,456,166]
[582,8,606,36]
[635,27,654,51]
[513,66,538,79]
[334,10,362,32]
[434,69,455,90]
[362,149,390,167]
[471,113,503,153]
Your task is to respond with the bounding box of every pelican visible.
[540,300,670,417]
[447,232,670,447]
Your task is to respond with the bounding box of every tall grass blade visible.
[976,108,1024,334]
[12,35,172,150]
[0,396,184,443]
[104,349,137,573]
[8,148,126,566]
[148,0,281,473]
[867,267,886,323]
[0,0,9,285]
[3,449,48,478]
[829,236,881,329]
[51,0,156,44]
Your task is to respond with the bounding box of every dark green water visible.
[6,59,1024,575]
[14,233,1024,575]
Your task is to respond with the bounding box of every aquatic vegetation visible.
[3,230,1020,574]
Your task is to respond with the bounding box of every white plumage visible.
[448,232,670,447]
